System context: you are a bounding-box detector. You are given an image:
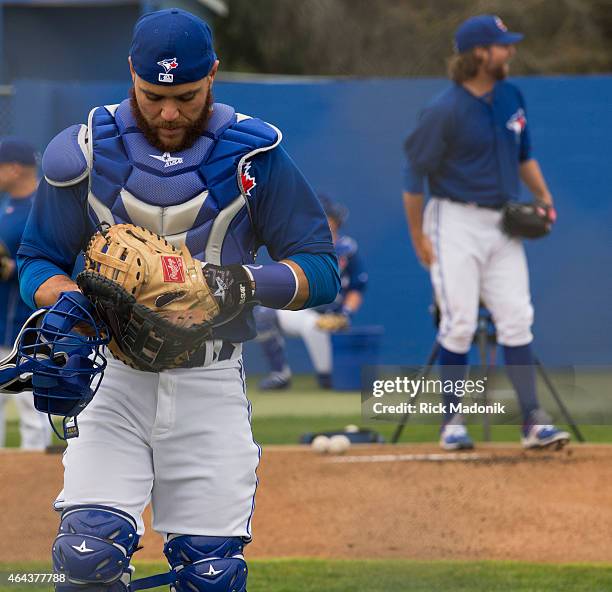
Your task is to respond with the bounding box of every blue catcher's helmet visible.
[17,291,109,439]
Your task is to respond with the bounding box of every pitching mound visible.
[1,444,611,563]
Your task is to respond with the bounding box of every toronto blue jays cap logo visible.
[157,58,179,74]
[157,58,179,83]
[494,16,508,32]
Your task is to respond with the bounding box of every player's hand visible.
[41,291,97,341]
[414,235,435,269]
[536,199,557,225]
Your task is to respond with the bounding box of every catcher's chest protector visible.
[87,100,281,263]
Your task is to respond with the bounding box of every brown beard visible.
[489,63,508,80]
[129,86,214,153]
[485,54,508,81]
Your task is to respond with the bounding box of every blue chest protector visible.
[43,100,281,343]
[46,99,281,264]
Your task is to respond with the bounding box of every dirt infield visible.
[2,444,611,563]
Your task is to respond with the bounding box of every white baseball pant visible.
[424,198,534,354]
[276,308,332,374]
[53,351,260,540]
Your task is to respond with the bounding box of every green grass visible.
[1,560,612,592]
[250,416,612,446]
[4,374,612,447]
[6,414,608,448]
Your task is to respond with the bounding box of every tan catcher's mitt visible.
[77,224,220,372]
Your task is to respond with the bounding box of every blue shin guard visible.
[131,536,247,592]
[52,506,139,591]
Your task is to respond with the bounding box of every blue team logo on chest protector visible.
[85,100,281,264]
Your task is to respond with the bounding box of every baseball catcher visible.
[15,9,339,592]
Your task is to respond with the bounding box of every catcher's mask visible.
[17,293,109,440]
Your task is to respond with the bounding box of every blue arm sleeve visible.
[245,261,297,309]
[403,101,452,178]
[18,257,66,309]
[287,252,340,309]
[251,146,335,260]
[17,178,90,308]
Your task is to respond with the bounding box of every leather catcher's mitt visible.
[77,224,220,372]
[316,312,350,332]
[501,201,556,239]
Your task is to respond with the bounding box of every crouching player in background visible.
[255,196,368,390]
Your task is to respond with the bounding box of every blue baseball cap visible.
[129,8,217,86]
[455,15,523,53]
[0,137,38,166]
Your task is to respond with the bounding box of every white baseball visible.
[344,424,359,433]
[328,434,351,454]
[311,435,331,454]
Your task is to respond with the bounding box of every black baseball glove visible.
[201,263,256,326]
[501,201,556,240]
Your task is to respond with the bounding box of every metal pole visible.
[477,313,491,441]
[534,356,585,442]
[391,341,440,444]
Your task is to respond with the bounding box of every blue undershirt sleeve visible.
[17,178,90,308]
[287,252,340,309]
[17,257,66,309]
